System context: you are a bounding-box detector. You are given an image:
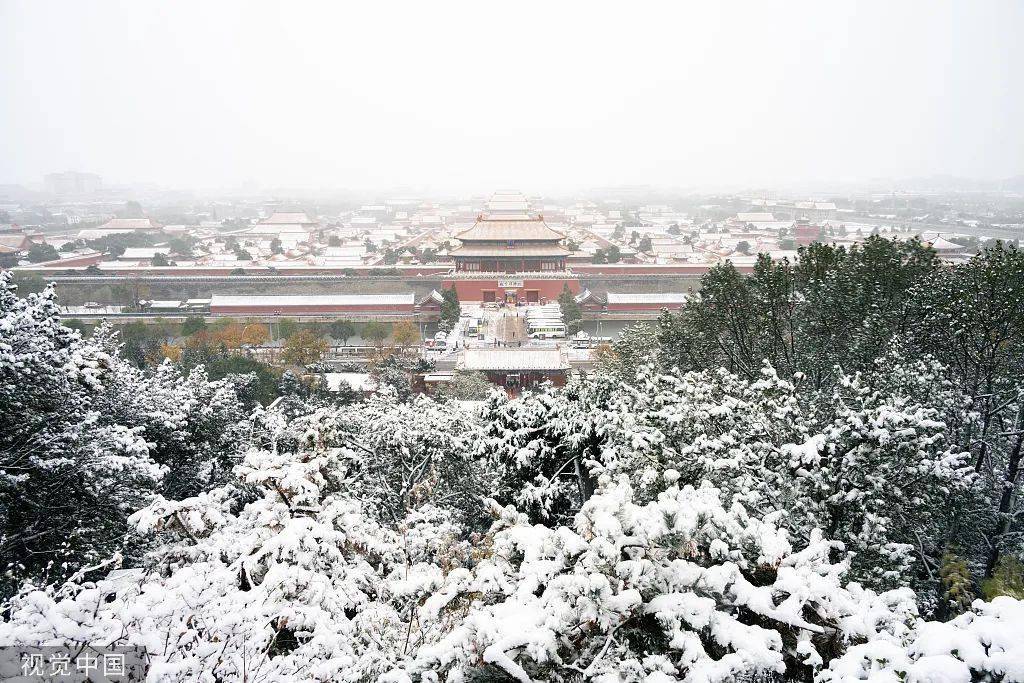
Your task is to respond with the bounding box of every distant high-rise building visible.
[44,171,102,195]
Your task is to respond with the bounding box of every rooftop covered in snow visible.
[459,348,568,372]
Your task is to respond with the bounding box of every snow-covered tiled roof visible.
[450,244,570,257]
[737,212,775,222]
[98,218,162,230]
[455,217,565,242]
[260,212,317,225]
[323,373,376,392]
[246,224,311,235]
[120,247,170,259]
[0,234,32,251]
[77,228,136,240]
[605,292,688,305]
[927,236,966,252]
[748,221,795,231]
[320,245,366,257]
[460,348,568,372]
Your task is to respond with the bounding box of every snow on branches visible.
[1,265,1022,682]
[483,346,975,595]
[0,273,253,598]
[821,596,1024,682]
[400,476,919,682]
[0,395,485,681]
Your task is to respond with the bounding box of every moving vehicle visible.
[569,333,611,349]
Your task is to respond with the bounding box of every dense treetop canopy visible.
[1,240,1023,681]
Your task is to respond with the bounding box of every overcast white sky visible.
[1,1,1022,193]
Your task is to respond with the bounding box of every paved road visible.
[474,307,527,345]
[494,310,526,344]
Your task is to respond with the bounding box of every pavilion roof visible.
[455,216,566,243]
[927,236,966,252]
[459,348,568,372]
[449,244,570,258]
[606,292,688,305]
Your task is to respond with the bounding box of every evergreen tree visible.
[982,556,1024,600]
[438,287,460,332]
[435,371,492,401]
[939,552,975,616]
[0,281,158,596]
[557,284,582,335]
[4,247,1024,682]
[328,319,356,344]
[181,316,206,336]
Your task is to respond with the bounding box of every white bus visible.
[527,319,563,330]
[527,321,566,339]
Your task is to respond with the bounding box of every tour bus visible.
[527,320,567,339]
[527,317,563,329]
[527,314,564,325]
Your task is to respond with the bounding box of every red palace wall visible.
[444,277,579,304]
[573,263,755,275]
[30,265,454,277]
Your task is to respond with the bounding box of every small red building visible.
[795,220,822,246]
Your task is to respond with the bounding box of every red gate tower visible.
[447,191,577,304]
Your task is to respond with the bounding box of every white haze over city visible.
[1,0,1022,192]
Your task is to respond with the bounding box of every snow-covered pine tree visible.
[0,275,162,598]
[1,275,260,598]
[396,476,923,682]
